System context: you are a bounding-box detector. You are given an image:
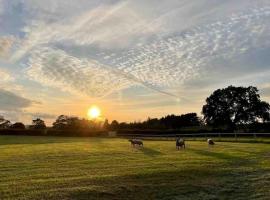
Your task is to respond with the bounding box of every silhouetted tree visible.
[144,117,163,129]
[110,120,119,130]
[11,122,25,129]
[160,113,201,129]
[53,115,81,129]
[109,113,201,130]
[103,119,110,130]
[202,86,270,128]
[52,115,103,130]
[31,118,46,129]
[0,116,11,129]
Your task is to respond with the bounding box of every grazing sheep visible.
[176,138,185,150]
[129,139,143,147]
[207,138,215,145]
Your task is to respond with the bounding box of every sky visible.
[0,0,270,125]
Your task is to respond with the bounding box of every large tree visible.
[202,86,270,128]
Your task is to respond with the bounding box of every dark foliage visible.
[30,118,46,129]
[52,115,103,130]
[110,120,119,130]
[160,113,201,129]
[202,86,270,128]
[108,113,202,130]
[0,116,11,129]
[10,122,25,129]
[103,119,110,130]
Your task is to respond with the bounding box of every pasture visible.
[0,136,270,200]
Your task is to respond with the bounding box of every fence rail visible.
[117,132,270,139]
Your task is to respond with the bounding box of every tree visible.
[52,115,78,129]
[103,119,110,130]
[11,122,25,129]
[52,115,102,130]
[0,116,11,129]
[110,120,119,130]
[160,113,201,129]
[31,118,46,129]
[202,86,270,128]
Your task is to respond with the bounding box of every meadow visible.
[0,136,270,200]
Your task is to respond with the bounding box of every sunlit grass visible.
[0,135,270,199]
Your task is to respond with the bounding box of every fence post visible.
[234,133,237,141]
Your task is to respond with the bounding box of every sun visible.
[87,106,101,119]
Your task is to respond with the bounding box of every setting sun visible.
[87,106,101,119]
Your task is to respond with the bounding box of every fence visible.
[117,132,270,142]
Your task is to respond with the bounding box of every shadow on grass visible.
[188,147,247,162]
[216,143,262,156]
[137,147,163,157]
[3,158,267,200]
[60,168,259,200]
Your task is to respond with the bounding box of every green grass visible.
[0,136,270,200]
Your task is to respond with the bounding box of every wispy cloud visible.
[26,47,133,97]
[0,69,14,82]
[0,37,15,59]
[0,89,32,111]
[25,5,270,98]
[10,1,163,61]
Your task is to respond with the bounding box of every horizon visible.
[1,0,270,125]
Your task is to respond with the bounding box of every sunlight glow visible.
[87,106,101,119]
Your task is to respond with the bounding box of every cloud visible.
[22,4,270,99]
[95,6,270,87]
[0,37,14,59]
[26,47,133,97]
[10,1,164,61]
[0,89,32,111]
[0,69,14,82]
[0,0,3,15]
[26,112,57,119]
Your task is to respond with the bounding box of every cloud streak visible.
[26,47,133,97]
[0,37,14,59]
[0,89,32,111]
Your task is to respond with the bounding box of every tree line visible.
[1,86,270,135]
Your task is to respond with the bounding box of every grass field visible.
[1,136,270,200]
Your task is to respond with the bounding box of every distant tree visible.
[202,86,270,128]
[179,113,202,127]
[31,118,46,129]
[110,120,119,130]
[108,113,201,130]
[0,116,11,129]
[52,115,102,130]
[11,122,25,129]
[144,117,162,129]
[160,113,201,129]
[119,122,128,129]
[52,115,78,129]
[103,119,110,130]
